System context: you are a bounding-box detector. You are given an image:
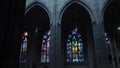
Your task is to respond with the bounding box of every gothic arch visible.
[103,0,120,35]
[25,2,51,23]
[24,2,50,32]
[20,2,51,68]
[101,0,114,21]
[58,0,94,24]
[60,1,94,68]
[103,1,120,67]
[102,0,120,20]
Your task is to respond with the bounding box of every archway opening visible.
[19,5,50,68]
[104,1,120,50]
[104,1,120,68]
[61,2,93,68]
[25,5,50,33]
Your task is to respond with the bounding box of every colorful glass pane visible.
[105,33,111,44]
[66,28,85,63]
[41,30,50,63]
[19,32,28,63]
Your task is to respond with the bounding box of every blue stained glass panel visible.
[41,30,50,63]
[66,28,85,63]
[19,32,28,63]
[105,33,111,49]
[105,33,111,44]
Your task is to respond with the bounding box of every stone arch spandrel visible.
[39,0,54,14]
[25,0,36,9]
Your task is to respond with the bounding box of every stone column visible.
[55,23,64,68]
[87,27,96,68]
[92,22,109,68]
[49,0,56,67]
[54,0,64,68]
[49,23,56,68]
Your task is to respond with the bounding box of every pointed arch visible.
[103,0,120,36]
[103,1,120,67]
[58,0,94,24]
[101,0,113,21]
[25,2,51,23]
[24,2,51,34]
[22,1,51,65]
[61,1,93,65]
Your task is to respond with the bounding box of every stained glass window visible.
[105,33,111,44]
[105,33,111,49]
[66,28,85,63]
[19,32,28,63]
[41,30,50,63]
